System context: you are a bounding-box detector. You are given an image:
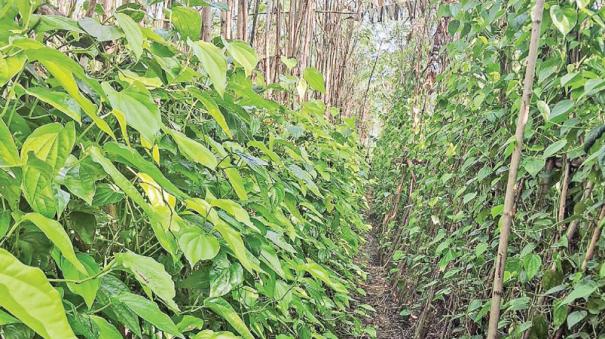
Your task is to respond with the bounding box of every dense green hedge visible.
[0,1,369,338]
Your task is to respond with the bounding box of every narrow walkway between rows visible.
[360,229,409,338]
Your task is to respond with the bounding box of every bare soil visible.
[358,230,412,339]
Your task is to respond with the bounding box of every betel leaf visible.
[224,168,248,200]
[303,67,325,93]
[114,251,179,311]
[0,53,27,87]
[115,13,144,59]
[189,88,232,138]
[55,253,100,309]
[0,119,20,167]
[62,156,103,205]
[176,315,204,333]
[523,254,541,281]
[553,300,568,328]
[119,69,163,88]
[171,6,201,41]
[188,40,227,97]
[562,279,598,305]
[537,100,550,120]
[522,157,544,177]
[287,164,322,197]
[0,248,76,339]
[168,128,218,170]
[35,15,84,33]
[213,220,260,273]
[566,310,586,329]
[550,5,577,36]
[25,47,115,138]
[97,275,142,337]
[20,213,87,274]
[0,308,19,325]
[543,139,567,159]
[226,40,258,76]
[548,100,573,124]
[21,155,57,217]
[115,293,182,337]
[194,330,240,339]
[20,122,76,174]
[23,87,82,123]
[206,194,253,228]
[102,82,162,142]
[78,17,123,42]
[176,219,220,267]
[209,253,243,297]
[281,56,297,70]
[89,315,122,339]
[299,260,348,294]
[203,297,254,339]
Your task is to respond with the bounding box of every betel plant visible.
[0,1,369,338]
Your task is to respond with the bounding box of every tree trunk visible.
[581,204,605,271]
[264,0,273,82]
[273,0,281,83]
[201,7,212,41]
[85,0,97,17]
[486,1,545,337]
[249,0,261,44]
[221,0,233,39]
[237,0,248,40]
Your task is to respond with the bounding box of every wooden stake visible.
[486,1,545,337]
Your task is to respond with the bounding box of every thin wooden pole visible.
[486,1,545,337]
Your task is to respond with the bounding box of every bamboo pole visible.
[486,1,545,337]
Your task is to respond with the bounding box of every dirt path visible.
[359,230,411,338]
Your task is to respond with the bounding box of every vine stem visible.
[486,0,545,337]
[48,261,115,284]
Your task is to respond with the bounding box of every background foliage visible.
[371,0,605,337]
